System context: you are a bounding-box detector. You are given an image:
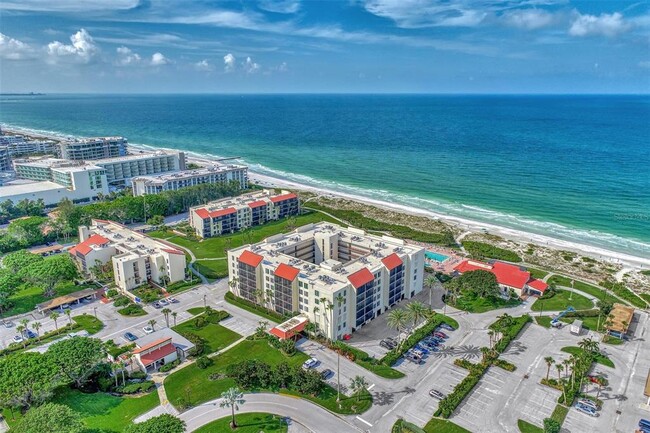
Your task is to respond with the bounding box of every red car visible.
[343,334,352,340]
[434,332,448,339]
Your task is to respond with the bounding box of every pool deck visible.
[408,241,464,274]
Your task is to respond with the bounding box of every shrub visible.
[106,289,118,298]
[493,358,516,372]
[98,376,114,392]
[116,381,155,394]
[113,296,131,307]
[175,398,190,411]
[129,371,147,380]
[159,359,180,373]
[196,356,213,369]
[462,241,521,263]
[117,304,146,316]
[193,315,208,329]
[184,333,205,357]
[543,418,561,433]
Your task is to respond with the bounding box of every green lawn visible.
[194,259,229,280]
[547,276,611,302]
[164,339,370,415]
[151,212,337,260]
[194,413,287,433]
[188,307,207,315]
[454,295,521,313]
[54,387,160,432]
[531,289,593,312]
[73,314,104,334]
[561,346,615,368]
[536,311,606,333]
[423,418,471,433]
[5,282,97,316]
[172,316,241,354]
[528,268,549,280]
[551,404,569,425]
[518,419,543,433]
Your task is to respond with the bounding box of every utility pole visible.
[93,307,98,319]
[203,294,207,308]
[336,350,341,403]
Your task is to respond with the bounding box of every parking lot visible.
[517,385,561,428]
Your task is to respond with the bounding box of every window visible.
[314,290,320,297]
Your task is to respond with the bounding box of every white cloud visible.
[0,33,33,60]
[569,12,631,37]
[224,53,236,72]
[0,0,138,12]
[503,9,555,30]
[194,59,213,71]
[278,61,288,72]
[257,0,301,14]
[363,0,488,28]
[115,46,141,66]
[244,56,260,73]
[46,28,98,64]
[150,52,169,66]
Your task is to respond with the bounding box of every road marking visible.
[367,383,375,391]
[355,416,373,427]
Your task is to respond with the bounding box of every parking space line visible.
[355,416,373,427]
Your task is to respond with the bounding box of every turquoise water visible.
[425,252,449,262]
[1,94,648,258]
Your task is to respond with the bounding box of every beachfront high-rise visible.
[70,219,187,292]
[0,147,10,172]
[0,135,59,156]
[60,137,128,160]
[227,222,425,340]
[90,151,186,186]
[189,189,299,238]
[131,164,248,196]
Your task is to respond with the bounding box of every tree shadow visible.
[502,340,527,356]
[432,344,481,359]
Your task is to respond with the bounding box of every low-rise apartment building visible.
[132,164,248,196]
[0,146,10,172]
[189,189,299,238]
[453,259,548,297]
[0,135,59,156]
[227,222,425,340]
[60,136,127,160]
[69,219,187,292]
[91,151,185,186]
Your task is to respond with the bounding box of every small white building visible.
[132,329,195,372]
[570,319,583,335]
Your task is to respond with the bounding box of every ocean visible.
[1,94,649,258]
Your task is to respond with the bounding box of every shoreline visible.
[4,124,650,270]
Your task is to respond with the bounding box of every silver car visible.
[429,389,445,400]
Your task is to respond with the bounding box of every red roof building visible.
[238,250,264,267]
[269,316,309,340]
[381,253,404,271]
[453,259,547,295]
[248,200,267,209]
[68,234,110,257]
[209,207,236,218]
[194,208,210,220]
[133,337,178,370]
[274,263,300,281]
[270,192,298,203]
[527,278,548,293]
[348,267,374,289]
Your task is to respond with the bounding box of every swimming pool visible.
[425,251,449,262]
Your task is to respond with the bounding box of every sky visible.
[0,0,648,93]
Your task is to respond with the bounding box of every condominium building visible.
[189,189,299,238]
[91,151,186,186]
[69,219,187,292]
[60,137,127,160]
[0,146,10,172]
[227,222,425,340]
[0,135,59,156]
[6,158,108,205]
[132,164,248,196]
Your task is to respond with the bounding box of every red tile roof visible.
[238,250,264,267]
[248,200,267,209]
[270,320,307,340]
[139,343,177,365]
[133,337,172,354]
[274,263,300,281]
[209,207,236,218]
[454,260,531,290]
[270,193,297,203]
[348,267,374,289]
[382,253,403,271]
[69,234,110,256]
[162,248,184,256]
[194,208,210,219]
[527,278,548,293]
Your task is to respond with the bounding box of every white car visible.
[575,404,598,417]
[142,326,154,334]
[302,357,319,369]
[12,335,23,343]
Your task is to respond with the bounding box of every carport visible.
[36,288,99,315]
[270,315,309,340]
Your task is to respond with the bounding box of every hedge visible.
[392,419,427,433]
[159,359,181,372]
[325,339,404,379]
[116,380,155,394]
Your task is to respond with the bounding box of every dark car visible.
[380,339,396,350]
[124,332,138,341]
[321,369,333,379]
[26,330,37,339]
[151,301,162,309]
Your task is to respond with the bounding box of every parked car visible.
[429,389,445,399]
[433,332,448,339]
[414,344,430,354]
[405,354,422,364]
[577,399,598,411]
[302,357,319,369]
[412,349,425,358]
[59,303,71,311]
[320,369,333,379]
[438,324,455,331]
[575,404,598,417]
[124,332,138,341]
[26,330,37,339]
[639,419,650,431]
[12,335,23,343]
[423,337,439,345]
[380,340,395,350]
[151,301,162,309]
[142,326,154,334]
[3,321,13,328]
[167,297,179,303]
[158,299,169,306]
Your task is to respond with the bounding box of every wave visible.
[4,122,650,260]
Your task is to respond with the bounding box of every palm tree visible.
[148,319,157,331]
[350,375,369,402]
[425,274,437,307]
[18,319,29,337]
[265,289,274,309]
[120,361,127,386]
[220,387,245,429]
[562,358,571,378]
[555,363,563,382]
[480,347,491,363]
[387,308,409,348]
[405,301,428,334]
[319,297,329,334]
[228,277,239,293]
[488,330,495,350]
[595,376,607,400]
[49,311,60,330]
[172,311,178,326]
[16,325,26,347]
[65,309,72,326]
[313,306,321,334]
[161,308,171,327]
[31,322,42,337]
[111,363,120,388]
[544,356,554,381]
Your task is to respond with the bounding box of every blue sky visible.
[0,0,648,93]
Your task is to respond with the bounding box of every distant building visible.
[69,219,187,291]
[453,260,548,297]
[227,222,425,340]
[5,158,108,205]
[132,164,248,196]
[0,146,10,172]
[91,151,186,186]
[60,137,127,160]
[189,189,299,238]
[0,135,59,156]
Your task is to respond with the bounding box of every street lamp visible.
[93,307,98,319]
[203,294,207,308]
[336,350,341,403]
